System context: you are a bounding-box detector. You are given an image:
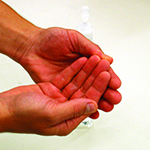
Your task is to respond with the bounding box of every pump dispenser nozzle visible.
[81,6,90,23]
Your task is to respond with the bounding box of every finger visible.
[44,114,88,136]
[75,31,113,64]
[51,57,87,89]
[98,98,114,112]
[84,71,110,103]
[77,59,110,93]
[50,98,98,126]
[71,71,110,101]
[103,88,122,104]
[38,82,68,103]
[62,55,101,99]
[64,59,110,100]
[89,111,100,119]
[108,67,122,89]
[90,98,115,119]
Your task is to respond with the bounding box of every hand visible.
[0,56,113,135]
[51,55,121,117]
[0,83,98,136]
[16,27,121,107]
[17,27,113,83]
[0,56,112,135]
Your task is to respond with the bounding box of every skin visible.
[0,1,121,110]
[0,1,121,135]
[0,57,110,135]
[51,55,121,116]
[0,1,121,112]
[17,27,121,112]
[0,83,98,136]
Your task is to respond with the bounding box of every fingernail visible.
[85,103,97,114]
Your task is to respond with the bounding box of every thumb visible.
[52,98,98,125]
[76,31,113,64]
[48,98,98,136]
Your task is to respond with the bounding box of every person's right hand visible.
[0,82,99,136]
[0,56,112,135]
[51,55,122,118]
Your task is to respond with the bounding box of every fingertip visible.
[109,78,122,89]
[100,71,111,82]
[85,100,98,114]
[79,57,88,63]
[114,92,122,104]
[99,99,114,112]
[71,56,88,71]
[89,111,100,119]
[91,55,101,63]
[99,59,111,72]
[101,59,111,66]
[102,54,113,64]
[103,89,122,105]
[108,68,122,89]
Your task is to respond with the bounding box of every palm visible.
[18,27,121,113]
[20,28,83,82]
[19,27,112,83]
[2,57,112,135]
[6,82,99,135]
[51,55,121,114]
[6,83,74,135]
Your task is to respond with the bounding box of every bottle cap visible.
[81,6,90,23]
[81,6,89,13]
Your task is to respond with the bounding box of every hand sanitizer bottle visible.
[77,6,93,41]
[77,6,93,128]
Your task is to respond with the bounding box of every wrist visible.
[11,25,42,62]
[0,23,41,62]
[0,1,42,62]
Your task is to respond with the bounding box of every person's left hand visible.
[16,27,118,83]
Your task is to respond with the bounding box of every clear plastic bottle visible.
[77,6,93,128]
[77,6,93,41]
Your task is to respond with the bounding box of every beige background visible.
[0,0,150,149]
